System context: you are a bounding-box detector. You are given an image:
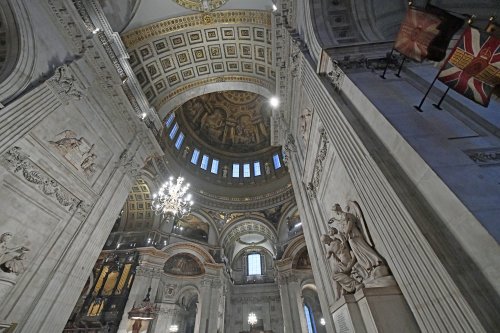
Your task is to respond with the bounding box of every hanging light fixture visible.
[248,312,257,328]
[128,287,159,321]
[151,176,193,221]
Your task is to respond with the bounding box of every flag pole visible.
[380,49,394,79]
[414,72,440,112]
[395,56,407,77]
[432,87,450,110]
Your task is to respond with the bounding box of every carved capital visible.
[117,148,141,178]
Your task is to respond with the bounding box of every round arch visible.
[0,0,36,103]
[157,82,273,120]
[161,241,216,265]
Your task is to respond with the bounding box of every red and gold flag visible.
[438,27,500,106]
[394,7,442,62]
[394,6,463,62]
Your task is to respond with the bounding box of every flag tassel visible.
[414,73,440,112]
[433,87,450,110]
[380,49,394,79]
[395,56,407,77]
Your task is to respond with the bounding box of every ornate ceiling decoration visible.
[173,0,230,12]
[121,10,275,111]
[177,91,271,155]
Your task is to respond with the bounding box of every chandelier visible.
[248,312,257,327]
[152,176,193,220]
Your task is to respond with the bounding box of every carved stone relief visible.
[49,130,97,178]
[164,283,178,298]
[307,129,328,198]
[327,61,345,91]
[0,147,91,218]
[321,201,393,298]
[0,232,31,300]
[117,148,141,178]
[466,148,500,166]
[46,65,84,103]
[0,232,30,276]
[298,108,313,148]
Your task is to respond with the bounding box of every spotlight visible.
[140,112,147,119]
[269,96,280,108]
[320,318,326,326]
[272,4,278,11]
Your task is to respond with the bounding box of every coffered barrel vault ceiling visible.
[121,10,275,112]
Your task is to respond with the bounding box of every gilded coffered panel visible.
[121,11,275,111]
[174,0,230,12]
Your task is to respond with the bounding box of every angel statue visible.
[327,201,388,280]
[320,230,363,294]
[0,232,30,275]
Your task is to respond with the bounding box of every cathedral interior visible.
[0,0,499,333]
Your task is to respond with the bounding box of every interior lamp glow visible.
[169,325,179,332]
[269,96,280,108]
[248,312,258,326]
[152,176,193,221]
[320,318,326,326]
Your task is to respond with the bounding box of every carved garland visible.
[307,129,328,198]
[0,147,91,219]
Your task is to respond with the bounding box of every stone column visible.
[285,139,337,332]
[150,305,184,333]
[277,271,302,333]
[197,277,223,333]
[116,266,162,333]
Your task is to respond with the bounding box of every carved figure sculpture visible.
[49,130,97,178]
[320,233,362,293]
[322,201,391,295]
[264,162,271,175]
[0,232,30,275]
[328,202,384,274]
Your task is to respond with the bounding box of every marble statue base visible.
[330,285,419,333]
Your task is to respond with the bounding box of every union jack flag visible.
[438,27,500,107]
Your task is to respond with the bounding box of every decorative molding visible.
[327,61,345,92]
[174,0,230,12]
[230,295,280,303]
[117,148,141,178]
[135,266,163,278]
[0,147,91,218]
[307,129,328,198]
[122,11,272,48]
[154,76,274,113]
